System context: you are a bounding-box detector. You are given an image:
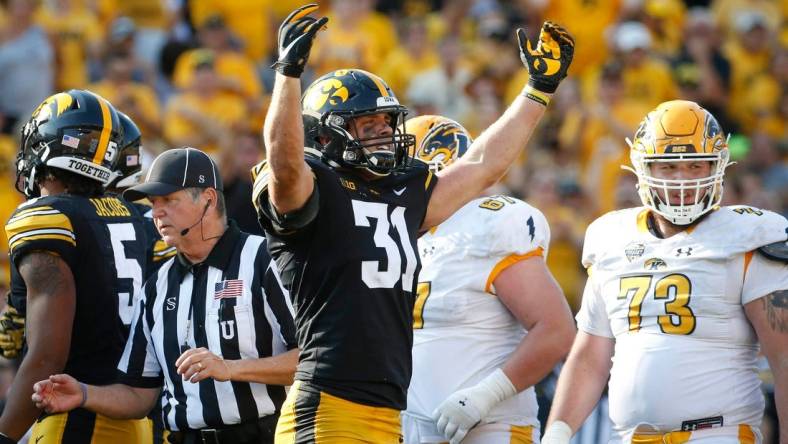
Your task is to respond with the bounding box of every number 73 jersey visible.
[577,206,788,436]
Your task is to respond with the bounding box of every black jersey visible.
[5,193,149,384]
[255,155,437,409]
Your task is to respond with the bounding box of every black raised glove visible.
[271,3,328,78]
[517,22,575,93]
[0,299,24,359]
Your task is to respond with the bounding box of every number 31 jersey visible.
[577,206,788,439]
[255,155,437,410]
[408,196,550,428]
[5,194,148,385]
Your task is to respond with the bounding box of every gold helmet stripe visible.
[367,72,390,98]
[92,94,113,164]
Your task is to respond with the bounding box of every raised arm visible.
[422,23,574,229]
[265,4,327,214]
[0,252,75,440]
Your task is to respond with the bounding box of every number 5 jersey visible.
[577,206,788,441]
[5,193,149,385]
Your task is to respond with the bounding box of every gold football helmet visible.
[407,115,472,172]
[624,100,730,225]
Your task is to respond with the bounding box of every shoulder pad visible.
[759,239,788,263]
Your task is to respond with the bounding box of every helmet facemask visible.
[314,107,415,176]
[628,150,729,225]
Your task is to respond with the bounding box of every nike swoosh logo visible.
[36,436,44,444]
[393,187,406,196]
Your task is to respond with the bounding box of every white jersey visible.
[577,205,788,442]
[407,196,550,435]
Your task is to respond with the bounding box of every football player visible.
[542,100,788,444]
[403,115,575,444]
[253,4,573,443]
[0,90,152,442]
[108,111,176,281]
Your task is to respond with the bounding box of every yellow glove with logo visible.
[517,22,575,94]
[0,299,25,359]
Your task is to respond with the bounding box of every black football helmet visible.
[106,111,142,190]
[16,90,124,197]
[302,69,415,175]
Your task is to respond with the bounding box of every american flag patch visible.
[214,279,243,299]
[61,134,80,149]
[126,154,139,166]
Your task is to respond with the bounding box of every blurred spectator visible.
[189,0,273,62]
[378,18,439,97]
[406,36,472,122]
[88,49,163,142]
[743,131,788,196]
[741,47,787,137]
[172,15,264,107]
[640,0,686,58]
[310,0,398,75]
[711,0,781,36]
[563,62,651,215]
[723,10,774,125]
[97,0,171,69]
[163,51,246,154]
[218,130,265,236]
[93,16,158,86]
[671,7,734,132]
[0,0,53,134]
[587,21,677,109]
[36,0,103,90]
[539,0,622,77]
[0,135,23,290]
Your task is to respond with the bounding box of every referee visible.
[31,147,299,444]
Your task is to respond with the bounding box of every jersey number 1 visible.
[352,200,417,290]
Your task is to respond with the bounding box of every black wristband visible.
[271,61,304,78]
[0,432,16,444]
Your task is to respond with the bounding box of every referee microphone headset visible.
[179,199,212,236]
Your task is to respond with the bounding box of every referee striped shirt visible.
[117,221,297,431]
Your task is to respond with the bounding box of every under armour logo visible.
[676,247,693,257]
[459,400,467,406]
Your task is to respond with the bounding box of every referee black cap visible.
[123,147,223,201]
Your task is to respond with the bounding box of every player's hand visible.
[432,369,517,444]
[271,3,328,78]
[0,301,25,359]
[176,347,233,383]
[517,22,575,93]
[541,421,573,444]
[32,374,83,413]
